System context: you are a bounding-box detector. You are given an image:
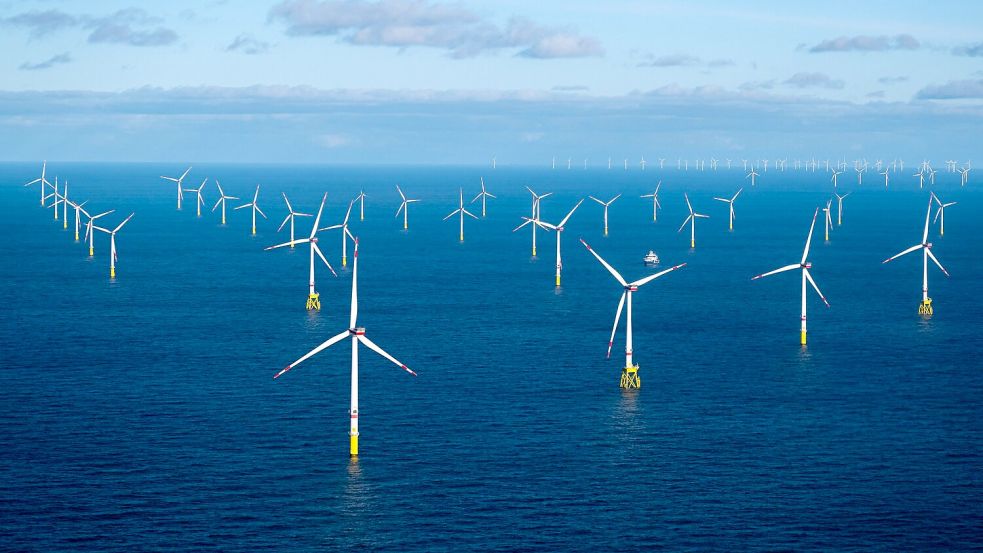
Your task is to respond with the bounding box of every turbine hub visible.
[351,327,366,335]
[803,262,812,269]
[626,285,638,292]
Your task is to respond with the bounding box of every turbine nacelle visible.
[350,327,366,336]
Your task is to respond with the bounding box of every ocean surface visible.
[1,162,981,551]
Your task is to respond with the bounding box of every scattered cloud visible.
[783,72,844,89]
[637,53,734,69]
[866,90,885,99]
[551,85,588,92]
[878,75,908,85]
[707,58,735,67]
[916,79,983,100]
[739,79,776,91]
[0,7,177,47]
[227,34,271,54]
[267,0,602,59]
[952,42,983,57]
[808,34,920,53]
[19,52,72,71]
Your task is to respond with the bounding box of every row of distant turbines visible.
[21,161,962,457]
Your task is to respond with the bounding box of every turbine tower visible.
[883,195,950,316]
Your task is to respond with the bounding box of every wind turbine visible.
[43,177,60,221]
[751,208,829,345]
[678,193,710,248]
[931,192,956,237]
[184,178,208,217]
[320,200,356,267]
[273,238,417,457]
[834,192,850,225]
[355,190,366,221]
[746,168,759,186]
[81,207,114,256]
[92,213,135,279]
[712,187,742,231]
[444,188,478,242]
[640,182,662,222]
[913,171,925,189]
[533,199,583,287]
[395,185,420,230]
[470,177,496,217]
[211,181,239,225]
[24,160,52,206]
[277,193,312,247]
[830,170,842,188]
[160,167,192,210]
[588,194,621,236]
[265,192,337,310]
[822,199,833,241]
[580,239,685,389]
[958,166,970,186]
[880,169,889,188]
[519,187,552,256]
[235,185,266,235]
[60,181,71,229]
[69,199,88,241]
[883,195,949,316]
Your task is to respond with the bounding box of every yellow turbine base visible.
[110,267,115,279]
[555,275,561,287]
[306,293,321,311]
[800,331,807,346]
[89,247,94,256]
[350,434,359,456]
[403,222,408,230]
[919,298,933,316]
[459,234,464,242]
[690,239,695,248]
[532,247,537,257]
[620,365,640,389]
[342,256,347,267]
[63,220,68,229]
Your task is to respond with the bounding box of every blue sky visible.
[1,0,981,163]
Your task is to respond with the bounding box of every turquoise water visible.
[1,163,981,551]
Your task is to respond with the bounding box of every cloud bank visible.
[808,34,919,53]
[19,53,72,71]
[0,8,178,47]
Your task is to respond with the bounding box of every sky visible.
[1,0,981,164]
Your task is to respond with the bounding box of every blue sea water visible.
[1,162,981,551]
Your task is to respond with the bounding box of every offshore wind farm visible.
[2,0,983,551]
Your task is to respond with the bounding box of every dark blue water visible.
[2,163,981,551]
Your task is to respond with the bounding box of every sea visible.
[1,162,981,551]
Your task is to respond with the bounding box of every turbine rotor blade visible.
[274,330,351,379]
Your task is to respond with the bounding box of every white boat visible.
[643,250,660,266]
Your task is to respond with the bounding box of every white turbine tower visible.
[751,208,829,345]
[81,207,114,256]
[531,199,583,287]
[883,195,949,316]
[355,190,366,221]
[712,187,743,231]
[69,199,88,241]
[211,181,239,225]
[444,188,478,242]
[395,185,420,230]
[580,239,685,389]
[834,192,850,225]
[24,160,52,206]
[235,185,267,235]
[678,193,710,248]
[160,167,192,210]
[320,200,356,267]
[640,182,662,222]
[184,178,208,217]
[931,192,956,237]
[822,199,833,241]
[274,238,417,457]
[746,168,759,186]
[880,170,890,188]
[588,194,621,236]
[518,187,552,256]
[831,170,842,188]
[265,192,337,310]
[470,177,496,217]
[277,193,312,247]
[92,213,135,279]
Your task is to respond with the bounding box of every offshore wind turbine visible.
[534,199,584,287]
[588,194,621,236]
[880,169,890,188]
[92,213,134,279]
[913,171,925,189]
[580,238,685,389]
[355,190,366,221]
[320,200,356,267]
[746,168,759,186]
[69,199,88,241]
[830,170,842,188]
[521,186,552,256]
[678,193,709,248]
[277,193,312,247]
[834,192,850,225]
[395,185,420,230]
[235,185,266,235]
[160,167,192,210]
[470,177,496,217]
[184,178,208,217]
[444,188,478,242]
[273,238,417,457]
[24,161,52,206]
[265,192,337,310]
[883,195,949,316]
[751,208,829,345]
[931,192,956,237]
[822,199,833,241]
[640,182,662,222]
[43,177,60,221]
[60,181,71,229]
[712,187,742,231]
[82,208,114,256]
[211,181,239,225]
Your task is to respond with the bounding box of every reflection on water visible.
[342,457,369,513]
